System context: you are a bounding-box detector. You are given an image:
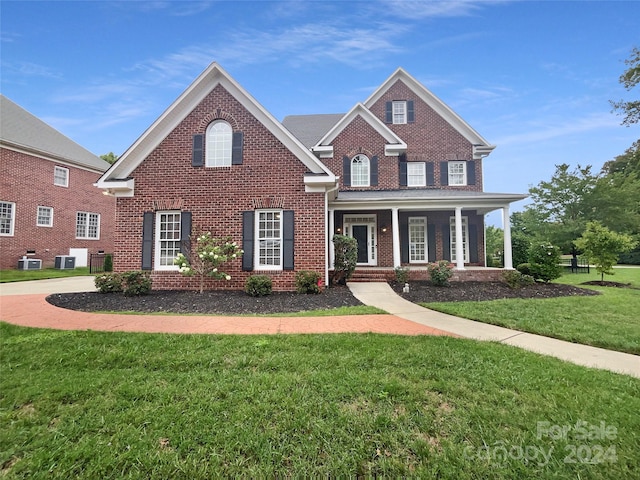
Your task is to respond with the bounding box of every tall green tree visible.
[485,225,503,267]
[610,46,640,126]
[100,152,119,164]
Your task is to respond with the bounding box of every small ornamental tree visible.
[574,221,636,282]
[174,233,243,293]
[528,242,563,283]
[332,234,357,285]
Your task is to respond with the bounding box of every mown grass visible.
[423,268,640,355]
[93,305,385,317]
[0,268,91,283]
[1,323,638,479]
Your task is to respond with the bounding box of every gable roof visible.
[0,95,109,172]
[282,113,344,149]
[312,103,407,158]
[97,63,336,195]
[363,68,496,157]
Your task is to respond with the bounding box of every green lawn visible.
[1,323,638,479]
[423,268,640,355]
[0,267,92,283]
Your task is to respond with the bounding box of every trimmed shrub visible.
[95,273,122,293]
[245,275,272,297]
[528,242,563,283]
[394,266,410,284]
[427,260,453,287]
[120,271,152,296]
[332,234,357,285]
[516,263,532,276]
[295,270,322,294]
[502,270,535,289]
[103,254,113,272]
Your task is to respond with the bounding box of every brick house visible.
[1,95,115,270]
[96,64,525,291]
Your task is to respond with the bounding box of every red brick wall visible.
[114,84,326,291]
[0,148,116,269]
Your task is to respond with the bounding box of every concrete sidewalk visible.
[348,282,640,379]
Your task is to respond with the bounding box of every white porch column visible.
[455,206,465,270]
[502,205,513,269]
[328,208,335,280]
[392,207,401,267]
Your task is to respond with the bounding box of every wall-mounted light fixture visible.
[381,226,388,233]
[336,227,342,233]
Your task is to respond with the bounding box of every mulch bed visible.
[47,280,603,315]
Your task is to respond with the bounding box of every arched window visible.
[351,154,370,187]
[206,120,232,167]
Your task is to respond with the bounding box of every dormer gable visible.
[311,103,407,159]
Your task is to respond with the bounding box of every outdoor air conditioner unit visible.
[55,255,76,270]
[17,258,42,270]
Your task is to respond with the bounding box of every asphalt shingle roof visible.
[282,113,344,148]
[0,95,110,172]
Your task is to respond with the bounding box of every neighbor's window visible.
[256,210,282,269]
[54,166,69,187]
[351,154,370,187]
[37,206,53,227]
[76,212,100,239]
[392,101,407,124]
[407,162,426,187]
[0,201,16,236]
[206,120,232,167]
[155,211,182,269]
[448,161,466,186]
[450,216,469,263]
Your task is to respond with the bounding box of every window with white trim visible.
[0,201,16,236]
[155,211,181,270]
[54,166,69,187]
[76,212,100,239]
[450,216,469,263]
[37,206,53,227]
[407,162,426,187]
[351,154,370,187]
[409,217,428,263]
[206,120,232,167]
[256,210,282,269]
[448,161,466,186]
[392,101,407,124]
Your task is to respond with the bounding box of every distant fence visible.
[560,255,590,274]
[90,253,112,274]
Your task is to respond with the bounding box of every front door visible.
[344,215,377,266]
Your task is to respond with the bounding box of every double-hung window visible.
[54,166,69,187]
[409,217,428,263]
[407,162,426,187]
[206,120,232,167]
[37,206,53,227]
[256,210,282,269]
[392,101,407,124]
[155,211,182,270]
[0,201,16,236]
[450,216,469,263]
[448,161,466,186]
[76,212,100,239]
[351,154,370,187]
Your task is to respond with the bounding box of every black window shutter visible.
[426,162,435,186]
[192,134,204,167]
[400,214,409,264]
[440,161,449,186]
[342,156,351,187]
[399,157,408,186]
[469,224,478,263]
[370,156,378,186]
[242,211,254,271]
[427,224,436,262]
[232,131,244,165]
[441,224,451,261]
[407,100,415,123]
[467,160,476,185]
[180,212,191,255]
[142,212,154,270]
[385,101,393,123]
[283,210,295,271]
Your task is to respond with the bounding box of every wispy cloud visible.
[381,0,509,19]
[1,61,62,80]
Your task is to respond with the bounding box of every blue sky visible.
[2,1,638,223]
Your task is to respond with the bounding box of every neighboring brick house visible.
[96,64,525,291]
[1,95,115,270]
